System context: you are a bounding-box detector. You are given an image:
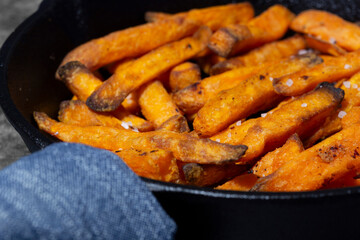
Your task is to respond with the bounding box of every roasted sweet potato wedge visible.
[273,48,360,97]
[251,122,360,192]
[57,16,199,73]
[252,133,304,177]
[157,115,190,133]
[194,52,323,137]
[86,26,212,112]
[145,2,254,31]
[215,173,259,191]
[34,112,247,165]
[208,4,295,57]
[210,35,307,75]
[290,9,360,51]
[304,35,347,57]
[114,148,181,183]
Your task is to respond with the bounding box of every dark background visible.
[0,0,41,168]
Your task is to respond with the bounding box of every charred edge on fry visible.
[316,82,345,102]
[57,61,88,82]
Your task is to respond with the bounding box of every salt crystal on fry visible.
[338,111,347,118]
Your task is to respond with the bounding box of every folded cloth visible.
[0,142,176,240]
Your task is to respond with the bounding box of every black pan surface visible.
[1,0,360,239]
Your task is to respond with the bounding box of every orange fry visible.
[290,9,360,51]
[86,26,212,112]
[194,52,323,137]
[215,173,259,191]
[273,50,360,96]
[169,62,201,92]
[145,2,254,31]
[57,16,199,73]
[304,35,347,57]
[34,112,247,165]
[210,35,307,75]
[251,122,360,192]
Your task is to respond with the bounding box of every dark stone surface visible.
[0,0,42,168]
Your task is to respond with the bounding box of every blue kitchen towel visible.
[0,142,176,239]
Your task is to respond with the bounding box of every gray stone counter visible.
[0,0,42,168]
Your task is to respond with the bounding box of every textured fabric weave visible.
[0,142,176,239]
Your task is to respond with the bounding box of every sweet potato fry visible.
[57,16,199,73]
[34,112,247,165]
[215,173,259,191]
[252,133,304,177]
[169,62,201,92]
[173,62,271,115]
[181,162,249,187]
[341,106,360,129]
[237,82,343,163]
[304,35,347,57]
[208,5,295,57]
[86,26,212,112]
[114,148,181,183]
[196,54,226,75]
[157,115,190,133]
[321,169,360,189]
[210,35,307,75]
[273,50,360,96]
[251,122,360,192]
[138,81,183,128]
[58,100,153,132]
[290,10,360,51]
[303,73,360,147]
[145,2,254,31]
[194,52,323,137]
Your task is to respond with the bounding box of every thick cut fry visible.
[169,62,201,92]
[181,162,249,187]
[58,100,153,132]
[252,134,304,177]
[57,61,140,113]
[290,10,360,51]
[86,26,212,112]
[251,122,360,192]
[157,115,190,133]
[194,53,323,137]
[145,2,254,31]
[273,50,360,96]
[173,63,271,114]
[208,24,252,57]
[34,112,247,165]
[304,35,347,57]
[196,54,226,75]
[208,5,295,57]
[321,169,360,189]
[237,82,343,163]
[114,148,181,183]
[138,81,182,128]
[210,35,307,75]
[303,73,360,147]
[215,173,259,191]
[57,16,199,73]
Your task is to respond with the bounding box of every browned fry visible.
[157,115,190,133]
[169,62,201,92]
[303,73,360,147]
[114,148,181,183]
[251,122,360,192]
[138,81,182,128]
[215,173,259,191]
[237,82,343,164]
[290,9,360,51]
[196,54,226,75]
[273,50,360,97]
[145,2,255,31]
[56,16,199,73]
[210,35,307,75]
[321,169,360,189]
[34,112,247,165]
[173,63,271,115]
[252,133,304,177]
[193,52,323,137]
[181,162,249,187]
[86,26,212,112]
[208,24,252,57]
[58,100,153,132]
[304,35,347,57]
[208,4,295,57]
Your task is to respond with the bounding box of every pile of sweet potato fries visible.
[34,2,360,191]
